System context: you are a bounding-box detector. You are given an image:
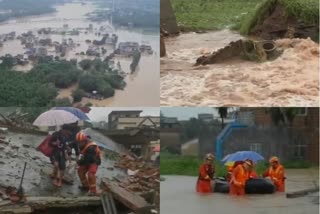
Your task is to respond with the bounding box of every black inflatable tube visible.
[213,178,276,194]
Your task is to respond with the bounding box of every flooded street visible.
[0,2,159,106]
[161,169,319,214]
[160,30,319,106]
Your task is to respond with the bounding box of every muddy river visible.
[160,30,319,106]
[0,1,159,107]
[161,170,319,214]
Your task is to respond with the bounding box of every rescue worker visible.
[76,132,102,196]
[196,153,215,193]
[226,161,244,182]
[62,123,80,164]
[263,156,285,192]
[49,129,70,187]
[229,159,252,195]
[246,159,258,179]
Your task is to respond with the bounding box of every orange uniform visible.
[196,163,214,193]
[263,164,285,192]
[77,142,101,193]
[229,164,249,195]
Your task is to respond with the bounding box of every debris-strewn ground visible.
[0,128,159,213]
[114,154,160,193]
[161,30,319,106]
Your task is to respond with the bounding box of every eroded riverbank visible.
[160,30,319,106]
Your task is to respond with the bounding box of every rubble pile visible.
[113,154,160,193]
[0,110,33,130]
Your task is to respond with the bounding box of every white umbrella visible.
[33,110,80,127]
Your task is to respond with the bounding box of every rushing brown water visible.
[161,169,319,214]
[160,30,319,106]
[0,2,159,106]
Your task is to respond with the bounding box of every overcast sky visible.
[87,107,160,122]
[161,107,219,120]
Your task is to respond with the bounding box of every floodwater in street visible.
[160,30,319,106]
[0,1,159,106]
[161,171,319,214]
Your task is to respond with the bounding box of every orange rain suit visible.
[263,164,285,192]
[196,163,214,193]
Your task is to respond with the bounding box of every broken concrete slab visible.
[286,187,319,198]
[102,179,152,212]
[0,196,101,214]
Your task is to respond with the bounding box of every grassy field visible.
[171,0,319,31]
[171,0,261,30]
[239,0,319,34]
[160,152,313,177]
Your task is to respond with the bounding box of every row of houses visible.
[160,108,319,164]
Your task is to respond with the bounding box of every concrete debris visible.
[114,154,159,193]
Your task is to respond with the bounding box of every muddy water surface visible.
[160,30,319,106]
[161,170,319,214]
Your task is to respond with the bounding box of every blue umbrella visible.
[53,107,89,121]
[221,154,232,162]
[222,151,264,163]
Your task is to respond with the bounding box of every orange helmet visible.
[269,156,279,163]
[75,132,88,142]
[205,153,215,161]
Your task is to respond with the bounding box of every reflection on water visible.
[161,174,319,214]
[0,2,159,106]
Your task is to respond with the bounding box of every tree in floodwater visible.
[130,50,141,73]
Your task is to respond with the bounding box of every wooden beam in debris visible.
[0,196,101,213]
[102,179,153,213]
[286,187,319,198]
[101,192,118,214]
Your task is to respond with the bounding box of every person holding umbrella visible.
[229,159,253,196]
[196,153,215,193]
[50,128,70,187]
[263,156,285,192]
[76,132,102,196]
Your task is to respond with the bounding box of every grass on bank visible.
[239,0,319,35]
[160,152,313,177]
[171,0,261,31]
[171,0,319,32]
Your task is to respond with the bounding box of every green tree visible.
[79,59,93,70]
[217,107,228,129]
[130,50,141,72]
[72,89,86,103]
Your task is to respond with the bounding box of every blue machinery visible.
[216,121,247,160]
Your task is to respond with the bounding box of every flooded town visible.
[0,0,159,107]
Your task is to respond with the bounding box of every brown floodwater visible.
[0,2,159,106]
[160,30,319,106]
[161,169,319,214]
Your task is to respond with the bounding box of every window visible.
[292,137,307,158]
[296,108,307,116]
[250,143,262,154]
